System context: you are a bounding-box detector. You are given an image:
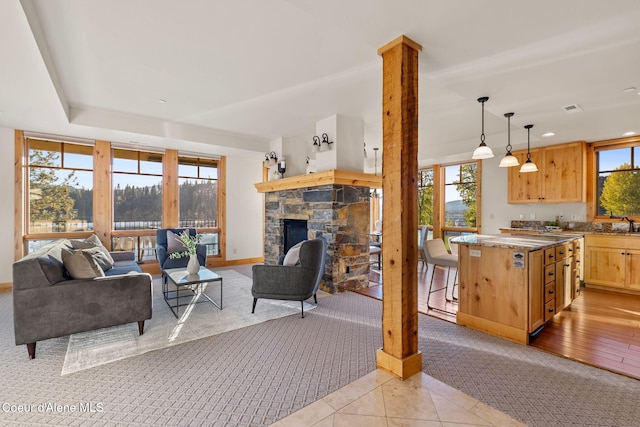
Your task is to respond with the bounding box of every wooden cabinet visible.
[584,235,640,292]
[508,141,586,204]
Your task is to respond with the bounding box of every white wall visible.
[0,127,15,283]
[224,155,264,260]
[481,155,587,234]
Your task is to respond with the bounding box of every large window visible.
[595,143,640,217]
[112,149,163,230]
[178,156,220,256]
[27,138,93,235]
[444,162,477,228]
[418,161,480,247]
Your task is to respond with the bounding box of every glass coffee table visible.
[162,266,223,318]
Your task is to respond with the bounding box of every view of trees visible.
[599,163,640,216]
[418,169,433,226]
[29,150,82,230]
[455,163,477,227]
[29,148,219,232]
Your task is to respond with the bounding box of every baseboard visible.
[0,282,12,292]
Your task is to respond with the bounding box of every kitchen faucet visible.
[621,216,635,232]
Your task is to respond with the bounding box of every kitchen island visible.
[451,234,583,344]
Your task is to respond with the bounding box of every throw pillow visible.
[283,241,304,266]
[61,248,105,279]
[167,230,188,255]
[70,234,115,270]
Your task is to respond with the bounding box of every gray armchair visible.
[251,237,327,318]
[156,228,207,270]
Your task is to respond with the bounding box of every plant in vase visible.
[169,230,203,274]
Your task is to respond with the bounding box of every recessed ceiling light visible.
[623,87,636,93]
[542,132,555,138]
[157,99,167,104]
[562,104,582,113]
[623,131,636,137]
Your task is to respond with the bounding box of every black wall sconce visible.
[320,133,333,151]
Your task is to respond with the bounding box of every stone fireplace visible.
[256,170,381,294]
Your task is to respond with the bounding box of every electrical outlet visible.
[233,248,237,254]
[529,213,536,220]
[346,266,350,274]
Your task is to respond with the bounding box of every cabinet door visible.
[555,259,573,311]
[585,246,625,288]
[541,142,585,203]
[625,250,640,290]
[507,149,542,203]
[528,250,544,332]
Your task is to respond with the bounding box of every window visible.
[27,138,93,234]
[418,161,479,247]
[112,149,163,230]
[595,144,640,217]
[417,168,434,227]
[444,162,477,228]
[178,156,220,256]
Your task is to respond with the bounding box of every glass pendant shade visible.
[520,159,538,173]
[499,153,520,167]
[472,144,494,159]
[472,96,494,160]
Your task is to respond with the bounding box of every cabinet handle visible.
[549,289,554,294]
[548,271,554,276]
[568,248,573,252]
[559,250,565,255]
[576,260,580,263]
[548,307,554,313]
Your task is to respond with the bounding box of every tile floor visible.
[271,369,525,427]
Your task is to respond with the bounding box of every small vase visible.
[187,254,200,274]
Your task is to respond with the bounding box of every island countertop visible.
[451,233,582,250]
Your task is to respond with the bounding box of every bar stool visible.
[423,238,458,315]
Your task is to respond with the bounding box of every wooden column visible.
[376,35,422,379]
[163,149,179,227]
[93,140,113,248]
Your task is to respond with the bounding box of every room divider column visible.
[376,35,422,379]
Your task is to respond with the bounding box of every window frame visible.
[419,160,482,239]
[588,136,640,221]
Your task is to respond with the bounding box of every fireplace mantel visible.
[255,169,381,193]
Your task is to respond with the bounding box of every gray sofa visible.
[12,239,153,359]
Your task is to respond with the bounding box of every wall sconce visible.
[320,133,333,151]
[312,136,321,153]
[264,151,277,167]
[277,156,286,178]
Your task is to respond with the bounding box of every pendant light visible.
[519,124,538,173]
[472,96,494,160]
[499,112,519,167]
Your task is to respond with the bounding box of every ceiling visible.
[1,0,640,163]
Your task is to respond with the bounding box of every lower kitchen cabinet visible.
[585,235,640,292]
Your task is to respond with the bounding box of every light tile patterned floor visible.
[270,369,526,427]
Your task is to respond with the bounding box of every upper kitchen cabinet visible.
[508,141,586,204]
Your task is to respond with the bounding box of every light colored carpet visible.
[61,269,315,375]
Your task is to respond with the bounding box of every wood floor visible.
[356,262,640,381]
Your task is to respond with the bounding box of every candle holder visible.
[277,157,286,178]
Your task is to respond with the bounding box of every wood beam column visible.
[163,149,179,227]
[376,35,422,379]
[93,140,113,248]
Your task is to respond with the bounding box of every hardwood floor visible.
[356,262,640,380]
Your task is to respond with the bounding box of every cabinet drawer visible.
[544,282,555,303]
[544,248,556,265]
[544,264,555,284]
[556,244,571,260]
[544,300,556,322]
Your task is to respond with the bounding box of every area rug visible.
[61,269,315,375]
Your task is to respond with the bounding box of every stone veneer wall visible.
[264,184,370,293]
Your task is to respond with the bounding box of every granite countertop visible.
[500,227,640,237]
[451,234,580,250]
